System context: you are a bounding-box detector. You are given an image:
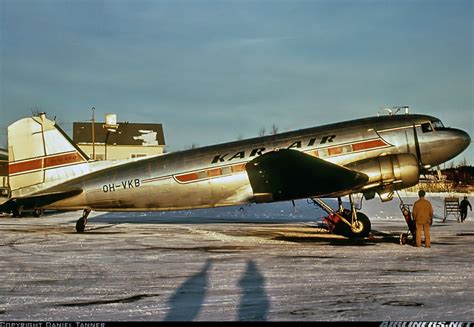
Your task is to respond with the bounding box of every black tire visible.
[76,217,86,233]
[348,212,371,238]
[33,209,43,217]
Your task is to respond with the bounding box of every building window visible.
[95,154,106,161]
[131,153,147,159]
[0,188,9,197]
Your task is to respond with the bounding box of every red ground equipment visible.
[399,203,416,245]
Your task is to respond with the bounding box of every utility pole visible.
[91,107,96,160]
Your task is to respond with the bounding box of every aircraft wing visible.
[246,149,369,202]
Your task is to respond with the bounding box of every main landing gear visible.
[311,194,371,239]
[76,209,91,233]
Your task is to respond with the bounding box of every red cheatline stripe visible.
[352,139,387,151]
[305,139,387,158]
[9,158,43,174]
[9,152,85,175]
[175,163,248,183]
[175,172,199,183]
[44,152,84,168]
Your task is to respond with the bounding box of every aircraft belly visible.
[70,172,253,211]
[207,173,254,206]
[45,192,88,210]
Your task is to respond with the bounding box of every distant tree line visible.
[442,165,474,186]
[258,124,279,137]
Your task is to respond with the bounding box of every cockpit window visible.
[431,120,444,130]
[421,122,433,133]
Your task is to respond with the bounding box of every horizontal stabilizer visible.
[245,149,368,202]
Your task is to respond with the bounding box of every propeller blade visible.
[412,124,423,166]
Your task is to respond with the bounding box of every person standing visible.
[413,190,434,248]
[460,196,472,223]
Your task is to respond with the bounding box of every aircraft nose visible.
[450,129,471,155]
[423,128,471,166]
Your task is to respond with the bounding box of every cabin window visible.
[207,168,222,177]
[341,145,352,154]
[318,148,329,157]
[431,120,444,130]
[221,166,232,175]
[421,123,433,133]
[328,147,342,156]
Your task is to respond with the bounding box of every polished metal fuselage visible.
[48,114,470,211]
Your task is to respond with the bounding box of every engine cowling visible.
[345,153,419,194]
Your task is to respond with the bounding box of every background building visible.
[73,121,166,161]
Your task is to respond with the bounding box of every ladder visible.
[443,197,460,223]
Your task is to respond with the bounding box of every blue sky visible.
[0,0,472,162]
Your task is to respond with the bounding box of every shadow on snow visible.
[164,259,270,321]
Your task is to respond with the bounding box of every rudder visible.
[8,113,90,195]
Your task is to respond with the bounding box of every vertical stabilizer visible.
[8,113,90,195]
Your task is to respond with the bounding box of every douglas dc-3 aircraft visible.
[0,110,470,238]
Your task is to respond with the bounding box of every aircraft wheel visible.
[12,207,22,218]
[33,209,43,217]
[332,212,371,239]
[76,217,86,233]
[348,212,371,239]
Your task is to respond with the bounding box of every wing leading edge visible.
[245,149,369,202]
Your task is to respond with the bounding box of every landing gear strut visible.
[76,209,91,233]
[311,194,371,239]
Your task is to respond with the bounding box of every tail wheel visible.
[75,209,91,233]
[76,217,86,233]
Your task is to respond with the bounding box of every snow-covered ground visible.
[0,193,473,321]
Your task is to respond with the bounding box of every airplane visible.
[0,110,470,238]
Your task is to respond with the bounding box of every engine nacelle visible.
[345,153,419,194]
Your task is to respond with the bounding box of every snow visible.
[0,193,473,321]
